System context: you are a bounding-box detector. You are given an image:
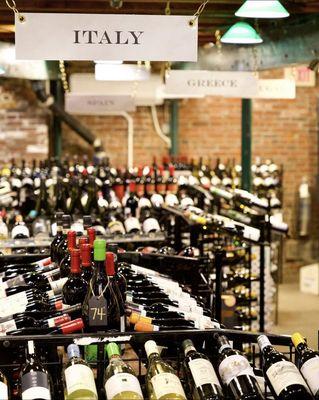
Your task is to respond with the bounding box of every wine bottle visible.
[135,321,194,332]
[80,243,94,282]
[11,214,30,239]
[166,165,178,194]
[257,335,312,400]
[21,340,52,400]
[8,318,84,335]
[0,368,9,400]
[183,339,224,400]
[82,239,120,331]
[59,230,77,278]
[215,335,264,400]
[63,344,98,400]
[104,342,143,400]
[145,340,186,400]
[62,249,88,306]
[51,212,64,262]
[0,313,70,335]
[56,215,72,264]
[135,166,145,198]
[292,332,319,399]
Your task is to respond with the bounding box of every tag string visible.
[189,0,210,27]
[5,0,25,23]
[90,276,110,299]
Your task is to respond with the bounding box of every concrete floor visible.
[272,283,319,349]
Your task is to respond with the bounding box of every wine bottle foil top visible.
[257,335,271,351]
[215,335,232,353]
[291,332,305,348]
[182,339,196,355]
[62,215,71,228]
[93,239,106,261]
[106,342,120,359]
[67,344,81,359]
[145,340,159,358]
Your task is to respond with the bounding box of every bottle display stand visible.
[0,329,302,400]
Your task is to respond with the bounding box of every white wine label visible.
[0,319,17,335]
[266,360,309,396]
[105,372,143,399]
[124,217,141,233]
[0,292,28,318]
[0,381,8,399]
[49,278,67,293]
[218,354,256,385]
[22,371,51,400]
[65,364,97,397]
[189,358,221,389]
[151,372,186,399]
[300,357,319,395]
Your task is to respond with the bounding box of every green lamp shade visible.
[235,1,290,19]
[221,22,263,44]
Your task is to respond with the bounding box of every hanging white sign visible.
[252,79,296,99]
[65,94,136,114]
[15,13,198,62]
[165,70,258,97]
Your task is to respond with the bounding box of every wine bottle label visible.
[65,364,97,397]
[0,291,28,318]
[301,356,319,395]
[105,373,143,399]
[266,361,309,396]
[5,274,27,290]
[0,319,17,335]
[49,278,68,294]
[0,381,8,400]
[218,354,255,385]
[151,373,186,399]
[189,358,221,389]
[167,183,178,194]
[88,296,107,327]
[108,221,126,235]
[22,371,51,400]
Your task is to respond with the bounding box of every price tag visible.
[88,296,107,327]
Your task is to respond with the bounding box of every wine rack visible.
[0,328,301,400]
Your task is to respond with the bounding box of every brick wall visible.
[0,79,48,162]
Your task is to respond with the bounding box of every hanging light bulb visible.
[221,22,263,44]
[235,1,289,19]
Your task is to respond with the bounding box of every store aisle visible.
[273,283,319,348]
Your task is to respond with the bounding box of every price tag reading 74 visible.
[88,296,108,326]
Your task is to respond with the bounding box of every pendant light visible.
[221,22,263,44]
[235,1,290,19]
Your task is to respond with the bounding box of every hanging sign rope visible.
[14,12,198,61]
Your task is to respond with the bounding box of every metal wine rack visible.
[0,328,302,400]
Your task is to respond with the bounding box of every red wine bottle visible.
[21,340,52,399]
[216,335,264,400]
[59,230,77,277]
[62,249,88,306]
[80,243,94,282]
[56,214,72,264]
[50,212,64,262]
[183,339,224,400]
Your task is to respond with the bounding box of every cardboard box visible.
[300,263,319,295]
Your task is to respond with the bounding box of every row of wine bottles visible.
[0,332,317,400]
[0,155,281,228]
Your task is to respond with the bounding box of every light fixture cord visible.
[189,0,210,26]
[59,60,70,93]
[5,0,25,22]
[165,1,171,15]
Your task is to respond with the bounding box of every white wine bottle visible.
[63,344,98,400]
[145,340,186,400]
[0,368,9,400]
[104,342,143,400]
